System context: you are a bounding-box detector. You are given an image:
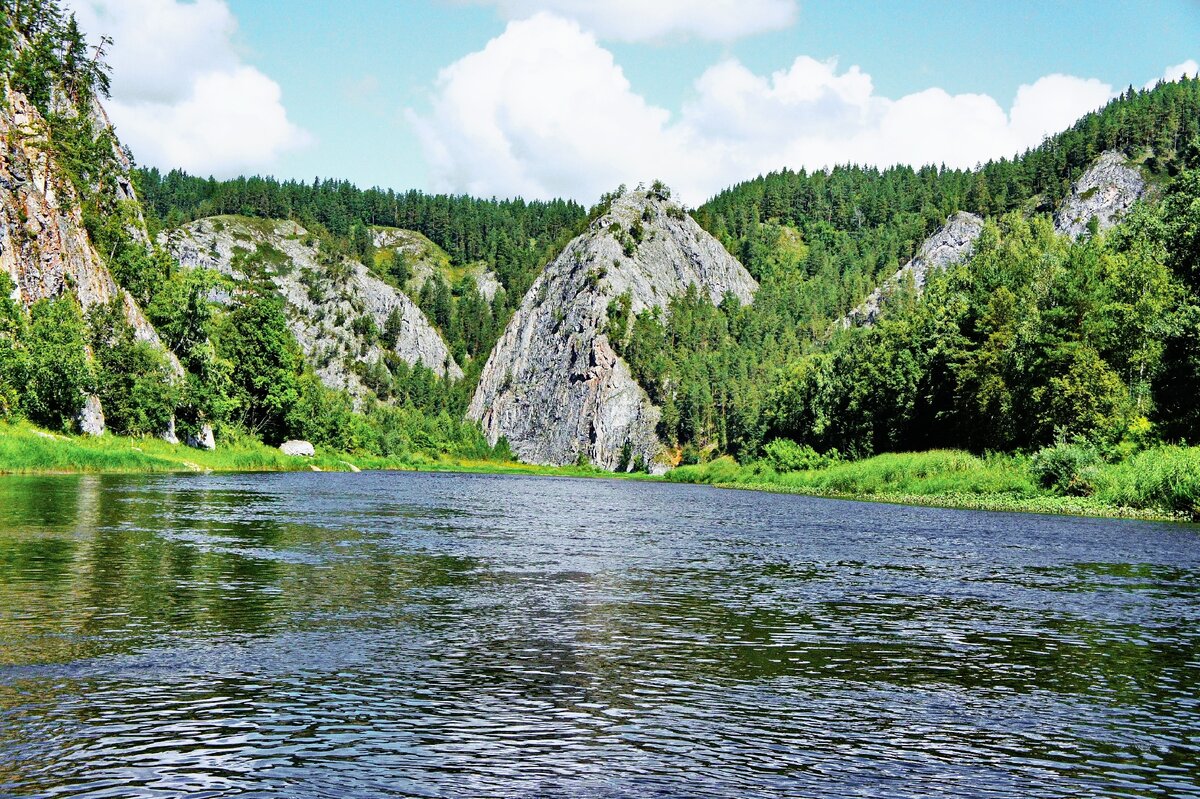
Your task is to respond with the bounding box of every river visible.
[0,472,1197,797]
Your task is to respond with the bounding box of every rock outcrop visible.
[76,395,105,437]
[0,86,177,366]
[1054,151,1145,238]
[187,423,216,451]
[164,217,462,400]
[468,188,757,471]
[843,211,984,327]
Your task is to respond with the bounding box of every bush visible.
[762,438,836,472]
[1030,439,1103,496]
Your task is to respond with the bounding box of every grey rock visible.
[280,440,315,458]
[159,415,180,445]
[843,212,984,328]
[1054,151,1145,239]
[163,218,462,403]
[468,188,757,472]
[187,423,216,451]
[0,86,182,377]
[77,395,105,437]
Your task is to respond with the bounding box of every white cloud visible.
[410,14,1127,205]
[1146,59,1199,89]
[65,0,310,176]
[409,14,698,202]
[472,0,797,41]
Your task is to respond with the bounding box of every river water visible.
[0,472,1197,798]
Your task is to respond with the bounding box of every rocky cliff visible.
[164,217,461,399]
[0,85,179,376]
[1054,151,1145,238]
[468,188,758,471]
[843,211,984,328]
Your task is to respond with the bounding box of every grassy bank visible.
[0,421,626,480]
[667,449,1200,523]
[3,422,1196,523]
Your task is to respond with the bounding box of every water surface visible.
[0,472,1197,797]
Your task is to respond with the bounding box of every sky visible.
[64,0,1200,206]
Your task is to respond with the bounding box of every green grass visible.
[3,421,1195,523]
[0,421,658,482]
[668,449,1200,522]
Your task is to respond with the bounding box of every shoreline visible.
[0,423,1193,524]
[683,479,1189,524]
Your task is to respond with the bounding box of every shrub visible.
[1030,439,1103,496]
[762,438,835,472]
[89,298,180,437]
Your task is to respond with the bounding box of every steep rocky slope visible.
[1053,150,1146,238]
[0,85,175,361]
[164,217,462,399]
[468,188,757,471]
[843,211,984,327]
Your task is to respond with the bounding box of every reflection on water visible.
[0,472,1198,797]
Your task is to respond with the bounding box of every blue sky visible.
[70,0,1200,204]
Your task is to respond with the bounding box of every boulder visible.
[77,395,105,437]
[186,423,216,451]
[280,440,315,458]
[159,415,180,445]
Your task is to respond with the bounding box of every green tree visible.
[217,295,305,442]
[23,297,92,432]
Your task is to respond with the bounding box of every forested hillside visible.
[136,170,586,311]
[614,79,1200,464]
[0,0,505,462]
[2,0,1199,504]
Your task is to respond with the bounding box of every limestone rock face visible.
[280,440,315,457]
[0,87,177,369]
[163,217,462,400]
[468,189,758,471]
[77,395,105,437]
[1054,151,1145,239]
[187,423,216,451]
[843,212,984,328]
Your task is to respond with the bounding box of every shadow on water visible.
[0,472,1197,797]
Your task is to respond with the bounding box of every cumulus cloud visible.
[410,14,1127,204]
[472,0,798,41]
[409,14,698,202]
[65,0,310,176]
[1146,59,1199,89]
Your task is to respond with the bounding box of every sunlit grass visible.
[669,449,1199,522]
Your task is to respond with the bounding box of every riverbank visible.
[0,421,622,480]
[2,423,1196,523]
[668,450,1200,523]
